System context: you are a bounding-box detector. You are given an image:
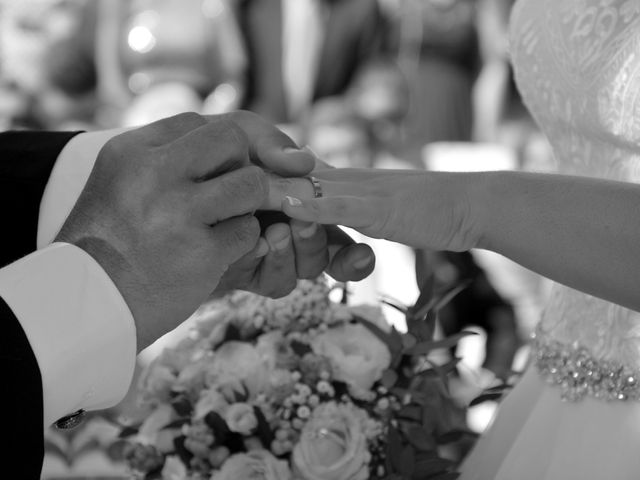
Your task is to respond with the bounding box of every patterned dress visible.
[460,1,640,478]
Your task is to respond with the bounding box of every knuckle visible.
[269,278,297,298]
[173,111,205,127]
[244,166,268,200]
[233,215,260,246]
[213,117,248,145]
[330,198,349,216]
[229,109,260,126]
[299,262,325,279]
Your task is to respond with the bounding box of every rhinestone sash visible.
[532,325,640,402]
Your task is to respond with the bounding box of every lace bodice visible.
[510,0,640,379]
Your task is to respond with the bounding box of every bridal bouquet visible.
[118,277,470,480]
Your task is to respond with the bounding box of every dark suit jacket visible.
[237,0,384,123]
[0,131,80,478]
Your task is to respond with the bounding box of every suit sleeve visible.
[0,131,79,476]
[0,296,45,479]
[0,131,82,267]
[0,132,136,477]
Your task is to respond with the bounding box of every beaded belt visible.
[532,326,640,402]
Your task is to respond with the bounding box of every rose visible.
[311,323,391,391]
[224,402,258,435]
[139,364,177,403]
[161,455,187,480]
[206,341,270,397]
[255,331,283,369]
[136,404,176,445]
[256,331,299,370]
[292,402,370,480]
[194,388,229,420]
[211,449,292,480]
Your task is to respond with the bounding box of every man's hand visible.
[207,111,376,298]
[56,112,267,350]
[56,111,375,348]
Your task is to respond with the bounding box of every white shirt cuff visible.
[0,243,136,427]
[37,128,129,247]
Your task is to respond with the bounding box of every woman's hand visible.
[266,168,481,252]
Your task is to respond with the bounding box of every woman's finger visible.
[282,195,379,232]
[264,173,372,211]
[264,175,315,210]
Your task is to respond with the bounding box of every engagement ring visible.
[307,176,323,198]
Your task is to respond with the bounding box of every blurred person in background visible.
[384,0,521,384]
[0,0,92,129]
[236,0,388,144]
[93,0,246,127]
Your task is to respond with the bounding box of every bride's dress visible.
[460,0,640,478]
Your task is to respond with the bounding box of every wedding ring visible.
[307,176,323,198]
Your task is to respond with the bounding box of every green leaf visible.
[290,339,312,357]
[432,280,471,311]
[381,369,399,389]
[469,392,505,407]
[407,310,437,343]
[412,457,455,478]
[171,394,193,417]
[407,271,435,322]
[406,331,478,356]
[482,384,513,394]
[163,418,191,430]
[405,424,437,452]
[386,426,404,474]
[436,429,478,444]
[253,407,274,447]
[424,357,462,379]
[381,296,409,314]
[397,404,423,422]
[204,411,230,444]
[118,425,139,438]
[429,473,460,480]
[402,334,418,350]
[356,316,404,363]
[397,445,416,476]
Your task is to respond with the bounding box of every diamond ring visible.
[307,176,323,198]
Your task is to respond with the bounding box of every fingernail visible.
[254,238,269,258]
[298,222,318,239]
[283,146,301,153]
[302,145,320,159]
[270,235,290,252]
[286,196,303,207]
[353,255,373,270]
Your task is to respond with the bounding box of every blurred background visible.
[0,0,556,477]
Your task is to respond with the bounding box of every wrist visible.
[464,171,500,251]
[425,171,487,252]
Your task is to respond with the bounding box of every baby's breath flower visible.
[297,405,311,419]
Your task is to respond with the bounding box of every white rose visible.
[311,323,391,391]
[292,402,370,480]
[140,364,177,402]
[194,388,229,420]
[211,450,292,480]
[224,403,258,435]
[207,341,270,397]
[137,404,176,444]
[161,455,187,480]
[255,331,283,369]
